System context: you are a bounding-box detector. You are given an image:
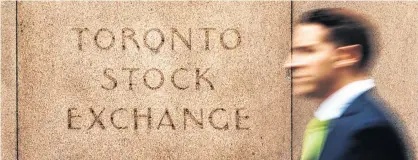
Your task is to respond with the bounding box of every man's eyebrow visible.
[292,45,315,51]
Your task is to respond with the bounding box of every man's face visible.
[286,24,338,97]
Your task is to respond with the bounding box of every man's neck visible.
[319,72,369,103]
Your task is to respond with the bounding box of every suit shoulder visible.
[339,93,395,131]
[358,96,389,123]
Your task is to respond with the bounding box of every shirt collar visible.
[314,79,375,121]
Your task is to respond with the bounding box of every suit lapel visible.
[340,89,377,118]
[318,89,374,159]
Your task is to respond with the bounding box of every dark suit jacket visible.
[318,89,409,160]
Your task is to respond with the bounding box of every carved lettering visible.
[68,108,81,129]
[171,28,191,50]
[88,108,106,130]
[220,28,241,50]
[171,68,189,90]
[235,108,250,130]
[72,28,89,51]
[122,68,140,90]
[157,109,176,130]
[209,108,229,130]
[111,108,128,129]
[196,68,214,90]
[134,108,152,130]
[143,68,165,90]
[102,68,118,90]
[184,108,203,129]
[122,27,140,51]
[94,28,116,50]
[143,28,165,53]
[200,28,216,50]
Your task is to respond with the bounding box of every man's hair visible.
[299,8,376,69]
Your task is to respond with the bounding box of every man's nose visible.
[284,54,307,69]
[284,55,293,69]
[284,54,293,80]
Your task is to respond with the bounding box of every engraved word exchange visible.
[67,27,250,131]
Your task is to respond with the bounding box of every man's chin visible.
[292,87,316,97]
[292,89,308,96]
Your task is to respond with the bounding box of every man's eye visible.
[302,48,314,53]
[294,48,314,53]
[292,46,316,54]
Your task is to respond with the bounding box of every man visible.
[285,8,409,160]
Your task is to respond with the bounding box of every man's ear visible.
[333,44,362,68]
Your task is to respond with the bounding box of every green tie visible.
[300,118,330,160]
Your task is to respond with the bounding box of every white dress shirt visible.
[314,79,376,121]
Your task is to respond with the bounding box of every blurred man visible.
[285,8,408,160]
